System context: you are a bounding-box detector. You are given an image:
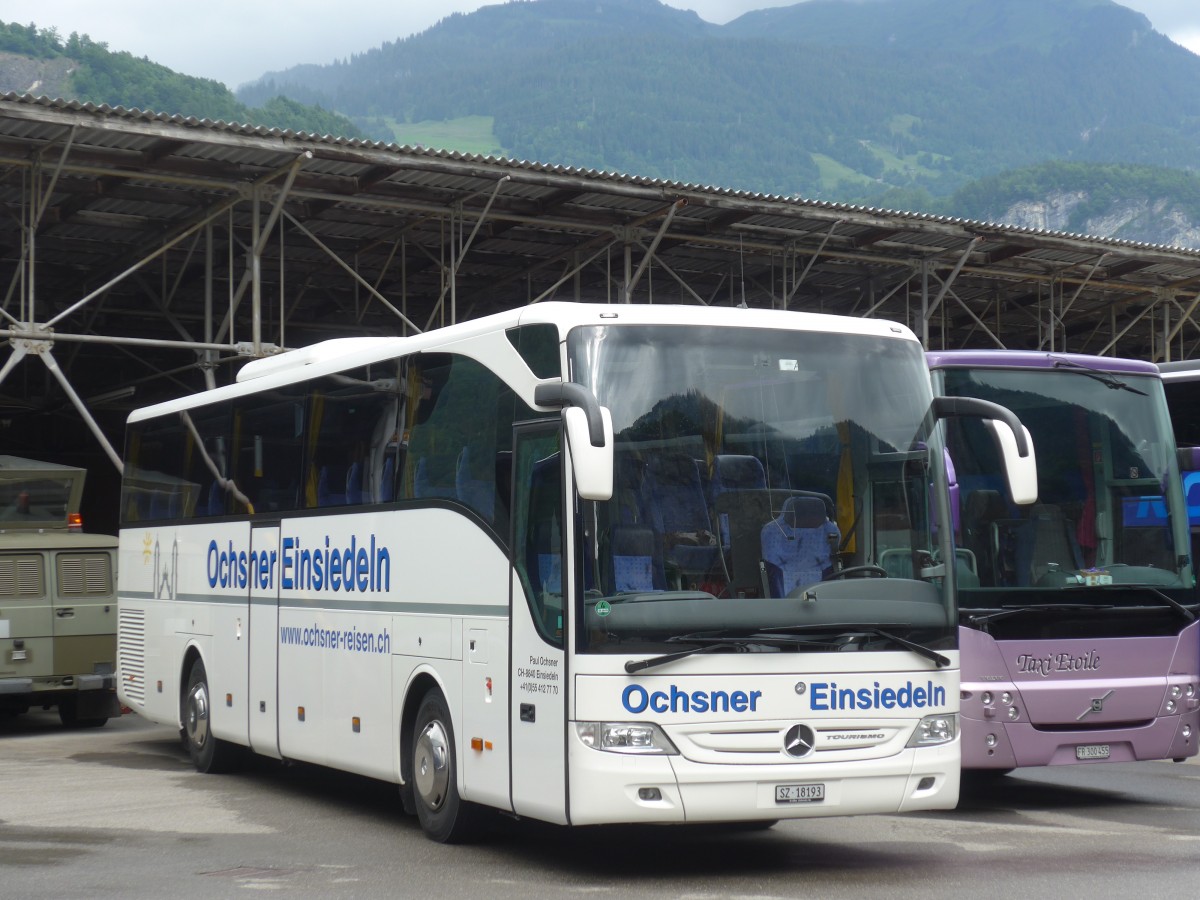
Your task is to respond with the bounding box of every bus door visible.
[248,522,281,759]
[509,423,570,824]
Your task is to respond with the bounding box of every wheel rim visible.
[414,719,450,812]
[186,680,210,751]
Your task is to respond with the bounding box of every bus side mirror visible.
[565,406,614,501]
[932,395,1038,507]
[983,419,1038,506]
[535,381,614,501]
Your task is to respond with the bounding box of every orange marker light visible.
[470,737,484,751]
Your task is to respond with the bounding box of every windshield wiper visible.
[965,603,1113,627]
[1063,582,1197,623]
[1051,358,1147,395]
[757,623,950,668]
[624,632,839,674]
[863,628,952,668]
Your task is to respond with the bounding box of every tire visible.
[410,690,483,843]
[57,696,108,728]
[182,658,239,773]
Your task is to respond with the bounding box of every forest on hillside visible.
[237,0,1200,202]
[0,21,368,137]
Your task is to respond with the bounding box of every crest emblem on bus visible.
[783,723,816,758]
[1077,690,1114,721]
[153,538,178,601]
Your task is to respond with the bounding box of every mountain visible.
[0,21,371,139]
[238,0,1200,206]
[945,161,1200,247]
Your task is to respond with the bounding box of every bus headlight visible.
[906,713,958,747]
[575,722,679,755]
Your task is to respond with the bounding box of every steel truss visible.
[2,95,1200,476]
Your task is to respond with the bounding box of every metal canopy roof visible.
[3,91,1200,477]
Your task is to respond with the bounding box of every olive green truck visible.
[0,456,119,726]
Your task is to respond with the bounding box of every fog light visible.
[917,776,935,791]
[1007,706,1019,720]
[985,733,997,747]
[1183,725,1192,738]
[1187,685,1196,698]
[1001,692,1013,705]
[1170,685,1182,699]
[1166,700,1177,714]
[981,691,993,705]
[638,787,662,801]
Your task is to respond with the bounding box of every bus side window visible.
[402,353,523,539]
[233,392,305,514]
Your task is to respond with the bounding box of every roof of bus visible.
[1158,359,1200,381]
[925,349,1159,376]
[132,302,919,422]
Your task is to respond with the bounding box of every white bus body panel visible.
[249,524,281,759]
[122,507,513,791]
[567,653,960,823]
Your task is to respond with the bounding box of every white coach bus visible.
[116,302,1034,842]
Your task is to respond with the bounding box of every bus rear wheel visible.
[411,689,483,843]
[183,658,239,773]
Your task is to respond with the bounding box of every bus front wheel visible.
[183,658,239,773]
[411,690,483,843]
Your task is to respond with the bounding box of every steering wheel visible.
[823,565,889,581]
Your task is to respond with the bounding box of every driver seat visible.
[760,496,840,596]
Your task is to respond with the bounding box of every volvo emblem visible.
[783,723,817,758]
[1077,689,1115,721]
[794,682,807,695]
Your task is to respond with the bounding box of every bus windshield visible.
[937,363,1192,606]
[568,323,955,653]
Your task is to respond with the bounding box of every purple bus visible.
[928,351,1199,771]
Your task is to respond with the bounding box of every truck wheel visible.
[58,696,108,728]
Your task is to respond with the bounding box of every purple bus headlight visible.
[907,714,957,747]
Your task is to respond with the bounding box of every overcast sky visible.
[5,0,1200,90]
